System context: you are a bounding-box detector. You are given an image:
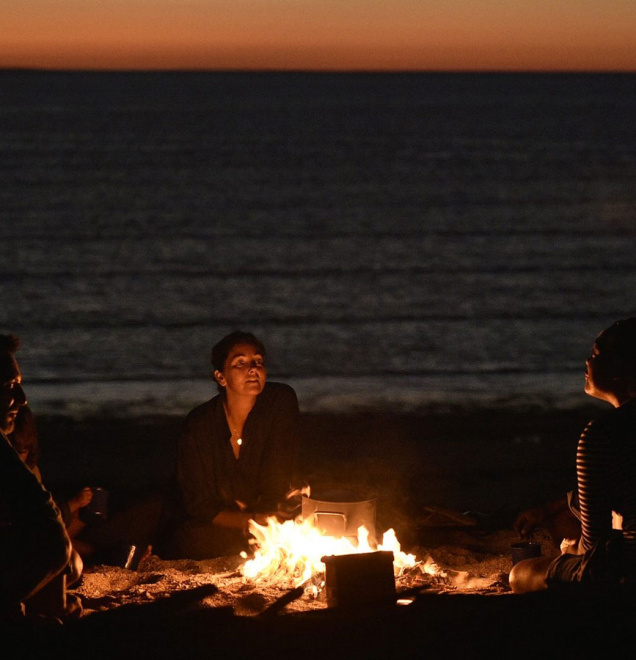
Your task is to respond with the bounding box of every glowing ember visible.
[240,516,419,589]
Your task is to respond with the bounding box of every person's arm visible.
[55,499,73,528]
[176,412,227,525]
[0,434,71,606]
[211,509,271,530]
[513,497,569,538]
[55,486,93,528]
[67,487,93,514]
[576,419,614,553]
[256,385,300,514]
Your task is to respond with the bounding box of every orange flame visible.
[240,516,419,589]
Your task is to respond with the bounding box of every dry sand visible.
[74,527,531,617]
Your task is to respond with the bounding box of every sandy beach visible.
[9,403,629,658]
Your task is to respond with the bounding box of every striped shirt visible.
[576,399,636,570]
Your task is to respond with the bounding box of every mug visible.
[82,487,109,521]
[511,541,542,566]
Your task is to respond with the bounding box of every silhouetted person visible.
[510,319,636,593]
[0,334,74,621]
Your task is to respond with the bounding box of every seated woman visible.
[167,331,301,559]
[1,334,74,622]
[7,405,87,616]
[510,318,636,593]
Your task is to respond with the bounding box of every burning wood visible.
[239,515,420,597]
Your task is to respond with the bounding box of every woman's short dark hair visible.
[0,334,20,355]
[0,334,21,380]
[211,331,267,373]
[600,318,636,382]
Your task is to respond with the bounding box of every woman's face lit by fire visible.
[214,343,267,398]
[0,354,27,435]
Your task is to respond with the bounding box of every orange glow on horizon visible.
[2,0,635,72]
[2,42,634,73]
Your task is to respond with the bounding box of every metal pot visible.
[301,489,378,547]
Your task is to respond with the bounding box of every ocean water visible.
[1,71,635,418]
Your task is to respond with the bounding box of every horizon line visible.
[1,67,635,75]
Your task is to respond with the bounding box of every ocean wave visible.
[25,374,592,420]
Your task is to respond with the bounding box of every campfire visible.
[241,516,420,586]
[238,488,442,605]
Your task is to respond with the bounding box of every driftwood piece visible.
[420,504,478,526]
[258,584,306,617]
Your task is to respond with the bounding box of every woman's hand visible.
[251,510,295,526]
[68,487,93,514]
[560,537,582,555]
[214,507,299,533]
[251,513,272,526]
[513,505,548,538]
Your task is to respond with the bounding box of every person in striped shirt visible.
[510,318,636,593]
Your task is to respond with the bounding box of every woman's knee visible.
[66,548,83,587]
[509,556,552,594]
[40,527,73,585]
[509,561,529,593]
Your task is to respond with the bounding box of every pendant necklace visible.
[224,403,244,456]
[230,424,243,448]
[230,426,243,458]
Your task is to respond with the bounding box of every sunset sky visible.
[2,0,635,72]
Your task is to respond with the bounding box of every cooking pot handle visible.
[311,511,347,536]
